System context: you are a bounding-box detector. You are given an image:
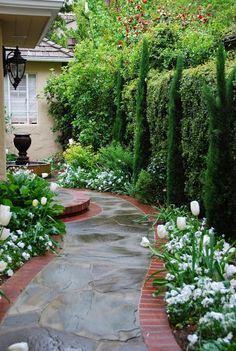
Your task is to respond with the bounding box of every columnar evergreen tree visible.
[167,55,186,206]
[133,38,151,182]
[203,45,236,238]
[113,57,126,144]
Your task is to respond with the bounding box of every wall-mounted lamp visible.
[3,46,27,90]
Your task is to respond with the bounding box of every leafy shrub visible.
[147,153,167,205]
[0,170,65,280]
[98,142,133,176]
[0,170,65,235]
[134,170,156,204]
[58,165,131,194]
[63,142,97,170]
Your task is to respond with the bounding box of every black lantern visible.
[3,46,27,90]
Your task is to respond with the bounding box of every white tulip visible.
[0,227,11,240]
[50,182,58,192]
[157,224,168,239]
[32,199,39,207]
[8,342,29,351]
[84,1,89,14]
[190,201,200,216]
[41,197,47,206]
[41,173,49,178]
[0,260,7,272]
[176,217,186,231]
[0,205,12,226]
[140,236,150,247]
[68,138,74,145]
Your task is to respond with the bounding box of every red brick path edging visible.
[114,194,181,351]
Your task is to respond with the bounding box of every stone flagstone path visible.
[0,192,153,351]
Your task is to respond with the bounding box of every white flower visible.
[176,217,186,230]
[32,199,39,207]
[157,224,168,239]
[224,264,236,278]
[203,234,210,246]
[190,201,200,216]
[0,227,11,240]
[0,260,7,272]
[41,197,47,206]
[50,182,58,192]
[8,342,29,351]
[0,204,12,226]
[230,279,236,289]
[6,148,9,154]
[140,236,150,247]
[41,173,49,178]
[22,252,30,260]
[68,138,74,145]
[187,334,198,345]
[17,242,25,249]
[7,269,14,277]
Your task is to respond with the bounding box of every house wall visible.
[0,26,6,179]
[5,61,63,161]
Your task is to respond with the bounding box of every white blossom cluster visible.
[151,201,236,350]
[58,165,131,194]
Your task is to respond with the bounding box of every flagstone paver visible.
[0,192,153,351]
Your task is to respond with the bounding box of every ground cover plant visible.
[0,170,65,299]
[146,201,236,350]
[58,141,133,194]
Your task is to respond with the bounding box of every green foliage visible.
[98,142,133,175]
[0,170,65,236]
[134,170,155,204]
[63,142,97,170]
[147,59,236,206]
[113,58,127,144]
[147,153,167,205]
[133,38,151,182]
[203,46,236,238]
[167,55,186,206]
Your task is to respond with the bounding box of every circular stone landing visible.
[56,189,90,217]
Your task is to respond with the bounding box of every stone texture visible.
[0,192,150,351]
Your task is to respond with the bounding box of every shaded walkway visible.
[0,192,152,351]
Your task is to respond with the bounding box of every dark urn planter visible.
[14,134,31,165]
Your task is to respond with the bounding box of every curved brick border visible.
[0,190,181,350]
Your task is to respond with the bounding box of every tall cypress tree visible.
[203,46,236,237]
[133,38,151,182]
[167,55,186,206]
[113,57,126,144]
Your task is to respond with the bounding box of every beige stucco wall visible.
[0,25,6,179]
[5,61,63,161]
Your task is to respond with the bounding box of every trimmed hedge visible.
[124,59,236,205]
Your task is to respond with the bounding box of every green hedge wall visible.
[124,59,236,202]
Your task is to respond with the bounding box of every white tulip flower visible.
[0,205,12,226]
[50,182,58,192]
[140,236,150,247]
[8,342,29,351]
[0,260,7,272]
[68,138,74,145]
[84,1,89,14]
[0,227,11,240]
[190,201,200,216]
[32,199,39,207]
[41,173,49,178]
[41,197,47,206]
[176,217,187,231]
[157,224,168,239]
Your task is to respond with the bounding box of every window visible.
[4,74,38,124]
